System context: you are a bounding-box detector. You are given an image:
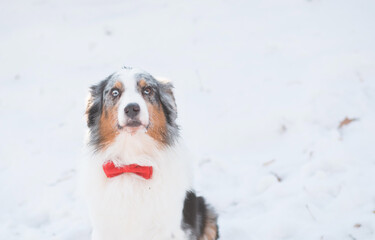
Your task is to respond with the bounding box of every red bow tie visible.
[103,161,153,179]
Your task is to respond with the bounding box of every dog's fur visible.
[83,67,219,240]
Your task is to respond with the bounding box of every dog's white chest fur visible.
[84,133,192,240]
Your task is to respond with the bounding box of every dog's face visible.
[86,67,179,150]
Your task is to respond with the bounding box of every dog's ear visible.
[85,79,108,128]
[157,78,178,126]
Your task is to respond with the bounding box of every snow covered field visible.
[1,0,375,239]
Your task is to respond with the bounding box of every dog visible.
[83,67,219,240]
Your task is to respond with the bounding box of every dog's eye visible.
[111,89,120,97]
[143,87,152,95]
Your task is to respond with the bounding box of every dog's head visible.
[86,67,179,150]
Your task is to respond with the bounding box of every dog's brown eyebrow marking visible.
[114,81,124,90]
[138,79,147,88]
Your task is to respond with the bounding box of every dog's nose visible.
[124,103,140,118]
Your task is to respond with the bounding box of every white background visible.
[0,0,375,239]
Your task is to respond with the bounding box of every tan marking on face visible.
[113,81,124,90]
[200,216,219,240]
[99,103,119,149]
[146,101,168,145]
[138,79,147,88]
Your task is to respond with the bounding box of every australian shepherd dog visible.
[83,67,219,240]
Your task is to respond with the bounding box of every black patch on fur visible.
[182,191,219,240]
[87,79,108,127]
[158,82,177,126]
[86,76,112,149]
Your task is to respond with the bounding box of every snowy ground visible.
[1,0,375,239]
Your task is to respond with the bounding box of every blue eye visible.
[111,89,120,97]
[143,87,152,95]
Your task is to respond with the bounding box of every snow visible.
[1,0,375,239]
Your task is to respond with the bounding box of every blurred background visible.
[1,0,375,239]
